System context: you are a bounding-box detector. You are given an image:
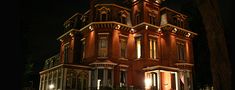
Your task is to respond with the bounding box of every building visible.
[39,0,197,90]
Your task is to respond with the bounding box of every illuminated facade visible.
[39,0,197,90]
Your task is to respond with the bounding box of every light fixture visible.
[130,28,135,33]
[59,39,63,42]
[115,25,120,30]
[69,32,73,36]
[157,28,161,32]
[186,33,191,37]
[172,28,177,33]
[145,25,148,30]
[49,84,54,89]
[155,0,159,3]
[89,26,93,31]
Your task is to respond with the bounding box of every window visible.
[120,38,127,58]
[120,16,127,24]
[53,72,57,89]
[136,13,141,24]
[145,72,159,89]
[98,36,108,57]
[98,7,110,21]
[96,69,113,89]
[97,69,104,89]
[64,44,69,63]
[149,15,157,25]
[149,38,157,59]
[171,73,176,89]
[81,38,86,60]
[57,69,61,89]
[136,37,142,59]
[177,41,186,61]
[151,72,158,89]
[101,13,107,21]
[66,71,77,89]
[107,69,113,87]
[120,70,127,87]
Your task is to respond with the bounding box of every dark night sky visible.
[20,0,233,89]
[21,0,90,88]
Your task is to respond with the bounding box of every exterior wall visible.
[40,1,196,90]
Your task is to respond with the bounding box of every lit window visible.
[98,37,108,57]
[145,72,159,89]
[149,38,157,59]
[97,69,104,89]
[176,41,186,61]
[120,70,127,87]
[136,37,141,58]
[95,69,113,89]
[120,38,127,58]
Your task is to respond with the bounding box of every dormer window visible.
[98,7,110,21]
[101,13,108,21]
[174,15,185,28]
[149,14,157,25]
[148,10,158,25]
[119,10,128,24]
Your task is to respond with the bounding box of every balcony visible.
[43,54,60,70]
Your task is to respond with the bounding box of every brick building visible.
[39,0,197,90]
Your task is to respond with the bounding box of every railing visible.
[43,54,60,70]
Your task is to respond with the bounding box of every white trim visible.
[57,29,79,40]
[98,33,110,35]
[143,65,180,71]
[134,34,142,37]
[119,34,128,38]
[148,34,158,38]
[94,4,131,11]
[39,64,92,74]
[132,22,160,29]
[119,64,129,68]
[161,24,198,35]
[80,38,86,41]
[175,63,194,66]
[89,61,117,66]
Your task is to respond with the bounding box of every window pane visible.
[120,39,127,58]
[150,39,153,58]
[82,40,86,59]
[120,71,126,87]
[136,38,141,58]
[153,40,157,59]
[107,69,112,87]
[64,45,69,63]
[101,14,106,21]
[98,37,108,57]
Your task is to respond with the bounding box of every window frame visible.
[149,36,158,59]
